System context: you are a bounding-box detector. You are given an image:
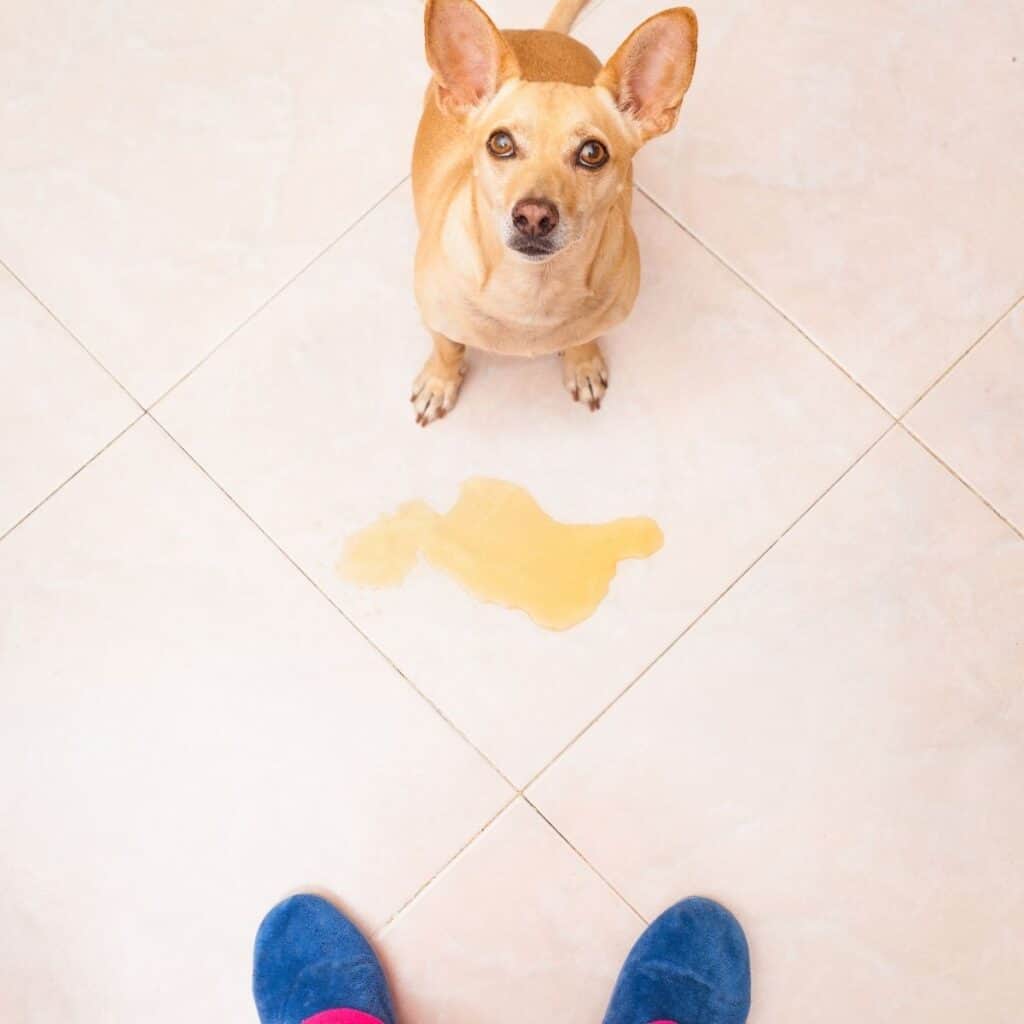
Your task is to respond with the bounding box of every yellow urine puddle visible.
[338,478,663,630]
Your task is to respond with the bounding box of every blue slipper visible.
[603,897,751,1024]
[253,894,396,1024]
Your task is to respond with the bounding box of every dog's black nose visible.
[512,198,559,239]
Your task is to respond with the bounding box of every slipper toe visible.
[253,894,394,1024]
[604,897,750,1024]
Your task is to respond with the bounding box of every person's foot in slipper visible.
[253,893,396,1024]
[603,897,751,1024]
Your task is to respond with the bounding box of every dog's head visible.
[425,0,697,262]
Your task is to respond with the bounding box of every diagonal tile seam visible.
[515,423,1024,924]
[0,257,144,414]
[144,164,1018,928]
[144,409,519,792]
[374,794,648,942]
[0,407,641,949]
[633,183,897,420]
[139,416,907,950]
[143,400,892,922]
[2,0,1005,954]
[0,174,410,549]
[150,404,654,962]
[521,419,899,794]
[898,292,1024,419]
[5,99,1018,935]
[900,422,1024,542]
[635,181,1024,442]
[376,792,520,935]
[892,293,1024,540]
[150,261,1024,951]
[145,377,647,939]
[0,412,146,545]
[522,793,648,925]
[146,174,411,412]
[525,408,1024,802]
[518,272,1024,884]
[632,184,1024,545]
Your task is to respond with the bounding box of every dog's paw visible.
[411,356,466,426]
[563,346,608,412]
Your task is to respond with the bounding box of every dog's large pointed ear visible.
[425,0,521,118]
[596,7,698,141]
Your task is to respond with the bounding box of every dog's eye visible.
[487,131,516,159]
[577,139,609,169]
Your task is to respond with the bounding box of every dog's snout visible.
[512,198,559,239]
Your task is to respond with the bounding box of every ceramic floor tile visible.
[0,0,427,405]
[156,182,887,784]
[0,417,509,1024]
[578,0,1024,412]
[480,0,608,27]
[531,428,1024,1022]
[416,0,611,28]
[906,300,1024,534]
[379,799,641,1024]
[0,264,138,536]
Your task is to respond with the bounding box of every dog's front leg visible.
[411,332,467,426]
[562,341,609,412]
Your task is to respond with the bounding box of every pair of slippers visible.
[254,893,750,1024]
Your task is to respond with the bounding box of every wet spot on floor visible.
[338,478,663,630]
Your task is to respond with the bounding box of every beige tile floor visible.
[2,1,1021,1022]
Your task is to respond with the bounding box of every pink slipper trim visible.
[302,1010,386,1024]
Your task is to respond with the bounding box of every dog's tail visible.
[544,0,592,34]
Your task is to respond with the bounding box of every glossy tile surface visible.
[3,1,1022,1021]
[157,183,885,784]
[531,429,1024,1021]
[906,300,1024,533]
[579,0,1024,412]
[0,266,138,536]
[1,0,425,404]
[0,419,508,1023]
[379,800,641,1024]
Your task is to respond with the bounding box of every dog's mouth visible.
[508,240,559,262]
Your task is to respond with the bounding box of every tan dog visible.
[411,0,698,424]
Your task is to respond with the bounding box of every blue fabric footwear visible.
[253,894,396,1024]
[603,897,751,1024]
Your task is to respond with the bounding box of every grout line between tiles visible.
[633,184,897,420]
[0,413,146,545]
[147,174,410,412]
[0,175,409,548]
[375,794,649,939]
[899,423,1024,542]
[375,795,520,935]
[634,183,1024,549]
[146,410,519,794]
[899,292,1024,419]
[6,398,646,936]
[891,295,1024,538]
[524,420,899,793]
[9,112,1018,930]
[0,257,144,413]
[523,795,649,926]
